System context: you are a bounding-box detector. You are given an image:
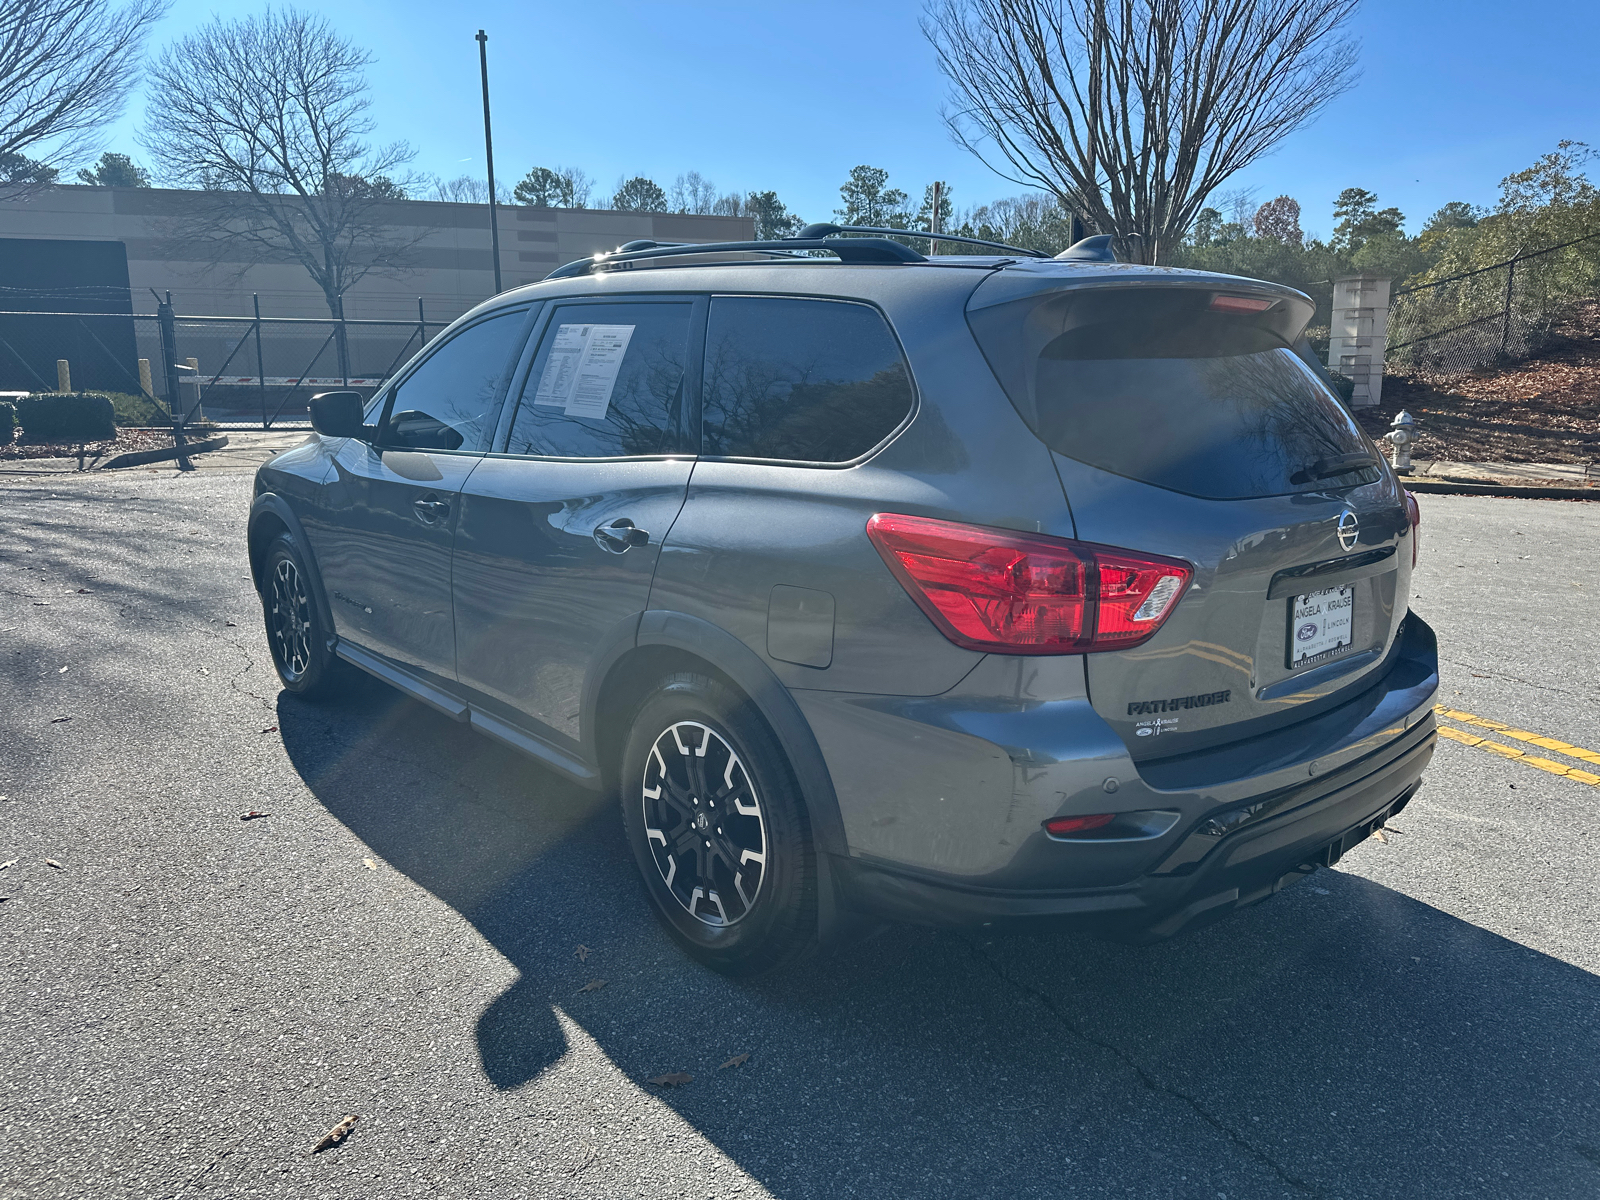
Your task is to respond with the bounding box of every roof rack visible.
[796,223,1051,258]
[544,222,1059,280]
[547,235,923,279]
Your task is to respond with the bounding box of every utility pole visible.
[929,181,942,256]
[476,29,503,295]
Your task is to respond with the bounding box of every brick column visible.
[1326,275,1391,408]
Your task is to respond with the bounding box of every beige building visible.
[0,186,751,406]
[0,185,753,321]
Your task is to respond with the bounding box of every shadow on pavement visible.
[279,677,1600,1199]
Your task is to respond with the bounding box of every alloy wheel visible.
[641,720,768,927]
[269,557,313,681]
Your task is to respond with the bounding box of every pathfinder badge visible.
[1127,689,1231,716]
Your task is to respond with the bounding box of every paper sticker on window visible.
[531,323,635,420]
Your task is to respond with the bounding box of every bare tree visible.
[0,0,167,189]
[924,0,1360,263]
[1218,185,1261,228]
[670,171,719,214]
[142,7,421,350]
[428,174,510,205]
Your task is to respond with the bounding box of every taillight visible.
[865,513,1192,655]
[1044,813,1116,837]
[1404,490,1421,567]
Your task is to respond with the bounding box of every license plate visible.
[1288,586,1355,668]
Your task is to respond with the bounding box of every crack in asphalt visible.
[967,940,1320,1196]
[169,1133,243,1199]
[1441,655,1600,705]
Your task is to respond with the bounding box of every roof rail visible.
[543,221,1064,280]
[799,223,1051,258]
[546,235,925,279]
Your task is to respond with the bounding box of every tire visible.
[260,532,343,698]
[620,672,818,976]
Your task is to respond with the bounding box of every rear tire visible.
[620,672,817,976]
[261,532,343,698]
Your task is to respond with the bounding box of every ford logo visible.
[1297,622,1319,641]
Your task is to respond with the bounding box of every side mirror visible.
[310,390,369,440]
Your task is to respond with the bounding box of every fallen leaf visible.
[647,1072,693,1087]
[49,716,70,723]
[362,857,376,871]
[311,1114,358,1153]
[44,858,63,869]
[577,978,606,993]
[0,859,16,870]
[260,725,278,734]
[241,811,269,821]
[719,1053,750,1070]
[574,944,590,962]
[1373,828,1389,844]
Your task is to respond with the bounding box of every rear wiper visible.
[1291,453,1378,485]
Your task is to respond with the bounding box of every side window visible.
[701,297,915,463]
[379,309,527,452]
[505,302,693,458]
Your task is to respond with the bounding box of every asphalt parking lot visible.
[3,458,1598,1199]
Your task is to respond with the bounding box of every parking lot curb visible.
[1404,477,1600,500]
[99,434,230,470]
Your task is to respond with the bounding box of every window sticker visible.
[531,323,636,421]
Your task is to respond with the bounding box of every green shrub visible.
[0,400,15,445]
[17,392,117,442]
[104,390,171,426]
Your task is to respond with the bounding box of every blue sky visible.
[102,0,1598,241]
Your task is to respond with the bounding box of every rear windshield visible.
[970,286,1378,500]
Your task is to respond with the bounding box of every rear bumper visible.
[812,612,1440,939]
[830,720,1431,938]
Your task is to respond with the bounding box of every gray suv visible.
[248,226,1437,975]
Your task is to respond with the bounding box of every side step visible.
[334,640,599,788]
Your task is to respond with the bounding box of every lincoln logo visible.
[1297,622,1319,640]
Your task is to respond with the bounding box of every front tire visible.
[620,673,817,976]
[261,532,343,698]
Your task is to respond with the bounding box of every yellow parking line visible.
[1436,723,1600,787]
[1434,705,1600,767]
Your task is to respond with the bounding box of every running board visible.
[336,641,468,721]
[334,640,598,788]
[468,708,599,787]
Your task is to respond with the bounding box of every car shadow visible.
[278,679,1600,1199]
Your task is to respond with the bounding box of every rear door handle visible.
[413,495,450,523]
[593,517,650,553]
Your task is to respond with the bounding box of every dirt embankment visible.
[1357,302,1600,464]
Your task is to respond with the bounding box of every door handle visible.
[413,495,450,523]
[593,517,650,553]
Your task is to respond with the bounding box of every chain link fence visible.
[1387,232,1600,375]
[0,301,449,430]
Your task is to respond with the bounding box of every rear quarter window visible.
[701,296,914,463]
